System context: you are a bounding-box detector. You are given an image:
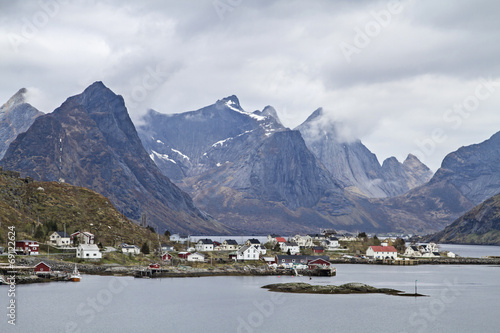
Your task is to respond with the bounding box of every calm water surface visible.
[2,252,500,333]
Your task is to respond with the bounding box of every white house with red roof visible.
[366,246,398,260]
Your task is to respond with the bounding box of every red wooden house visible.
[34,261,52,274]
[15,240,39,255]
[307,258,332,269]
[162,253,172,261]
[312,246,325,253]
[178,252,190,259]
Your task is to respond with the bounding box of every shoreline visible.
[2,256,500,285]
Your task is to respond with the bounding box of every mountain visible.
[0,88,43,158]
[295,108,432,198]
[0,82,228,234]
[427,193,500,245]
[137,97,438,234]
[369,131,500,234]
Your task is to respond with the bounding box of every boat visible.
[70,264,81,282]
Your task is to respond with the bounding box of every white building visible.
[404,245,421,257]
[71,231,95,245]
[170,234,189,244]
[187,252,205,262]
[237,245,260,260]
[221,240,238,251]
[195,239,214,252]
[291,235,313,248]
[76,244,102,260]
[281,242,300,255]
[322,237,340,250]
[49,231,71,247]
[121,244,140,255]
[366,246,398,260]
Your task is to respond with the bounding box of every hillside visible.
[0,167,162,248]
[427,193,500,245]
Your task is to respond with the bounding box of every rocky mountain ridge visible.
[0,82,228,234]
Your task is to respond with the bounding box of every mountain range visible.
[0,82,228,234]
[2,82,500,238]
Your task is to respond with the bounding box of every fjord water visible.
[3,253,500,332]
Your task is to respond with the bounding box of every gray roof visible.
[247,238,260,244]
[198,238,213,244]
[224,239,238,245]
[56,231,70,237]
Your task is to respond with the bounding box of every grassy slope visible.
[0,169,165,248]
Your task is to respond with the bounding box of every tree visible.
[141,242,150,254]
[358,232,367,241]
[34,225,45,239]
[394,238,406,253]
[147,226,156,233]
[372,235,381,246]
[164,230,171,239]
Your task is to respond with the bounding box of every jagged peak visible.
[217,95,242,110]
[303,107,324,124]
[382,156,400,166]
[1,88,28,112]
[403,153,429,169]
[252,105,283,125]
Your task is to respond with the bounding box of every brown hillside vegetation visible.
[0,168,163,247]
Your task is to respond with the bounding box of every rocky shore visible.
[262,282,428,297]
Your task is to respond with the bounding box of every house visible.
[419,243,438,254]
[280,242,300,255]
[170,234,189,244]
[307,234,326,241]
[221,239,238,251]
[161,252,172,262]
[312,246,324,253]
[187,252,205,262]
[49,231,71,247]
[291,235,313,248]
[213,241,222,251]
[321,229,337,237]
[307,257,332,269]
[178,252,190,259]
[228,251,238,260]
[15,240,39,255]
[149,263,160,269]
[76,244,102,260]
[34,261,52,275]
[339,233,358,242]
[237,245,260,260]
[322,237,340,250]
[267,235,283,246]
[262,256,276,265]
[71,231,95,245]
[256,244,267,255]
[366,246,398,260]
[121,243,140,255]
[447,251,456,258]
[161,244,174,252]
[196,239,214,252]
[422,252,441,258]
[246,239,261,246]
[404,245,421,257]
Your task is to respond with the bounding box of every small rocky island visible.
[262,282,427,297]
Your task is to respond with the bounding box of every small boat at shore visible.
[70,264,81,282]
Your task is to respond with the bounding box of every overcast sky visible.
[1,0,500,171]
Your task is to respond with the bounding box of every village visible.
[0,228,461,284]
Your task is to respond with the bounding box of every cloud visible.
[1,0,500,171]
